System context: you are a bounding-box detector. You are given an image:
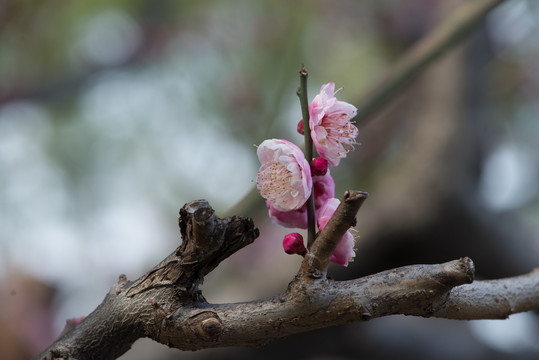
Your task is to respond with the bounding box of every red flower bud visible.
[283,233,306,256]
[297,120,305,135]
[310,157,329,176]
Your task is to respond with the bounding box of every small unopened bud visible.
[68,316,85,326]
[310,157,328,176]
[60,316,85,336]
[283,233,306,256]
[297,120,305,135]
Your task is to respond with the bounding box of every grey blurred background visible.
[1,0,539,359]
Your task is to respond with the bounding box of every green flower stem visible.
[297,67,316,248]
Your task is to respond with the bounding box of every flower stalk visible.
[297,67,316,248]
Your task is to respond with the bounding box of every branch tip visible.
[459,257,475,283]
[344,190,369,203]
[299,189,368,277]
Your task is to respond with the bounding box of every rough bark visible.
[38,194,539,360]
[38,199,259,360]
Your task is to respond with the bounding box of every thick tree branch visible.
[37,199,539,360]
[160,260,539,351]
[157,258,476,351]
[433,270,539,320]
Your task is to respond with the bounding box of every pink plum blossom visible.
[283,233,306,256]
[312,172,335,217]
[268,201,308,229]
[267,171,335,228]
[257,139,312,212]
[317,198,356,266]
[309,82,358,166]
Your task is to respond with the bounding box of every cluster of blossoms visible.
[256,82,359,266]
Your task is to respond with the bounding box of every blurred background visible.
[1,0,539,359]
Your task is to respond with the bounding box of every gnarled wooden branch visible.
[38,200,259,360]
[38,197,539,360]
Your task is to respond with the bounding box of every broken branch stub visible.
[127,200,260,302]
[301,190,369,279]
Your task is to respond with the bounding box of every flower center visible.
[257,160,293,202]
[323,114,358,154]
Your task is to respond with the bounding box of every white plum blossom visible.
[256,139,312,212]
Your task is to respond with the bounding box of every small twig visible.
[300,190,368,279]
[296,66,316,248]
